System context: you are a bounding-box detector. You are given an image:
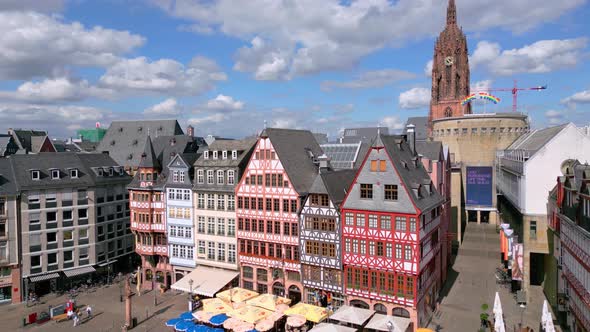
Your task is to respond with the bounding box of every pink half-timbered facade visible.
[236,128,323,303]
[341,134,444,330]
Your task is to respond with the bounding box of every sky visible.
[0,0,589,139]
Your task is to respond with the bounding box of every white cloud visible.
[0,11,145,80]
[471,38,588,76]
[321,69,415,91]
[545,109,565,125]
[178,23,214,35]
[0,0,64,13]
[424,60,433,77]
[399,87,430,110]
[0,77,114,103]
[155,0,584,79]
[99,55,226,95]
[471,80,494,93]
[144,98,182,116]
[206,94,244,111]
[187,113,227,126]
[561,90,590,108]
[381,116,405,131]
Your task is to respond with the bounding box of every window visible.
[369,241,375,256]
[47,252,57,265]
[79,228,88,239]
[228,244,236,262]
[228,194,235,211]
[179,171,185,182]
[79,247,88,260]
[356,214,365,227]
[360,184,373,199]
[232,150,237,159]
[410,218,416,232]
[369,215,378,228]
[217,243,225,261]
[207,194,215,209]
[243,266,253,279]
[64,250,73,262]
[204,151,209,159]
[217,194,225,210]
[213,151,218,159]
[29,233,41,246]
[198,193,205,209]
[345,213,354,226]
[406,277,413,297]
[345,239,351,252]
[197,170,204,184]
[360,240,366,255]
[395,244,402,259]
[63,210,72,221]
[64,230,73,241]
[47,232,57,243]
[31,255,41,268]
[352,239,359,253]
[31,170,40,180]
[404,245,412,260]
[386,243,392,258]
[385,185,398,201]
[217,170,224,184]
[380,216,391,230]
[530,221,537,240]
[228,219,235,236]
[222,150,227,159]
[173,170,179,182]
[70,169,79,178]
[198,241,205,254]
[208,242,215,259]
[49,169,60,179]
[395,217,406,231]
[228,170,235,185]
[46,211,57,223]
[208,217,215,235]
[217,218,225,236]
[207,170,214,184]
[377,242,384,257]
[78,208,88,219]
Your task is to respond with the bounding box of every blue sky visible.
[0,0,588,139]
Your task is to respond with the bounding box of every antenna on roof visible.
[264,120,267,129]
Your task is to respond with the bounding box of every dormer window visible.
[204,151,209,159]
[98,169,104,176]
[118,168,125,176]
[232,150,237,159]
[213,151,218,159]
[51,169,60,180]
[222,151,227,160]
[70,169,79,178]
[108,168,114,176]
[31,170,40,181]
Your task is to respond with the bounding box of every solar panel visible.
[320,142,362,169]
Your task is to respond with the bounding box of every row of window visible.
[360,184,398,200]
[196,170,236,185]
[345,267,414,298]
[133,212,163,224]
[301,265,342,284]
[168,207,191,220]
[237,197,298,213]
[243,173,289,188]
[29,209,88,224]
[137,234,167,246]
[168,189,191,201]
[309,194,330,207]
[303,216,337,232]
[197,241,236,263]
[138,172,158,182]
[197,217,236,236]
[238,240,300,261]
[28,190,88,206]
[30,247,89,268]
[169,226,192,239]
[203,150,238,160]
[197,194,236,211]
[237,218,299,236]
[171,244,194,260]
[344,239,413,261]
[30,168,83,181]
[29,228,88,245]
[172,170,186,183]
[132,192,163,202]
[344,213,417,232]
[305,241,336,258]
[254,149,276,160]
[433,126,529,136]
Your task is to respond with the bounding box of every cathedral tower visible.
[429,0,471,126]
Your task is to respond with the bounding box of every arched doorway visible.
[349,299,369,309]
[288,285,301,305]
[272,282,284,297]
[392,307,411,318]
[374,303,387,314]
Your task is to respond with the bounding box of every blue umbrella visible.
[192,324,208,332]
[166,318,182,327]
[180,311,195,321]
[211,328,225,332]
[208,314,229,326]
[185,323,199,332]
[245,329,259,332]
[175,320,192,331]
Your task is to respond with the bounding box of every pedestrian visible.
[72,313,79,327]
[86,305,92,318]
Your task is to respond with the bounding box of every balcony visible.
[130,201,165,210]
[135,243,168,256]
[131,221,166,233]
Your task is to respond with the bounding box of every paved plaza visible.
[428,222,559,332]
[0,282,189,332]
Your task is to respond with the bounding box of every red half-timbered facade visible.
[236,128,323,304]
[341,134,444,330]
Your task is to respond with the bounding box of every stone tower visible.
[429,0,471,127]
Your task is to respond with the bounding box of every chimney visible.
[317,154,331,173]
[186,125,194,137]
[406,123,416,155]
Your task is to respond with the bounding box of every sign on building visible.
[466,166,493,207]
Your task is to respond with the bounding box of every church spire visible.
[446,0,457,26]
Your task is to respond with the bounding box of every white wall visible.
[523,124,590,215]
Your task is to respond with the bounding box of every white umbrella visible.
[493,292,505,332]
[493,292,502,316]
[542,300,556,332]
[494,313,506,332]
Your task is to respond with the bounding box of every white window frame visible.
[204,151,209,159]
[173,170,179,182]
[197,169,204,184]
[213,151,218,159]
[228,170,235,185]
[31,170,40,181]
[51,169,60,180]
[222,151,227,159]
[70,169,79,178]
[179,171,185,182]
[217,170,224,185]
[63,250,74,263]
[31,255,42,268]
[207,170,214,184]
[46,232,58,244]
[231,150,237,159]
[79,228,88,239]
[170,225,177,237]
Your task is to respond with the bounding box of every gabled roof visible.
[415,141,443,161]
[261,128,323,194]
[96,119,183,167]
[507,123,569,153]
[404,116,429,141]
[138,136,160,169]
[380,135,444,211]
[194,138,256,167]
[318,169,357,206]
[10,129,48,151]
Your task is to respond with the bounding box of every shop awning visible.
[171,266,238,298]
[364,313,412,332]
[29,272,60,283]
[328,305,375,326]
[63,265,96,278]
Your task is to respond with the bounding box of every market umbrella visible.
[166,318,182,327]
[210,328,225,332]
[286,315,306,328]
[209,313,229,326]
[217,287,259,303]
[175,320,193,332]
[194,311,215,322]
[493,292,502,317]
[181,311,196,321]
[202,298,234,314]
[255,318,275,332]
[542,300,556,332]
[284,303,329,323]
[246,293,291,311]
[233,321,255,332]
[223,317,240,330]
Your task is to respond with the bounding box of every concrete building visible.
[0,159,20,303]
[548,160,590,331]
[496,123,590,302]
[192,138,255,273]
[236,128,323,302]
[299,163,355,309]
[341,134,445,329]
[4,153,133,301]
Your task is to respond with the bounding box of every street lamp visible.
[118,272,124,302]
[188,279,194,312]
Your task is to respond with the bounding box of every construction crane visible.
[479,80,547,112]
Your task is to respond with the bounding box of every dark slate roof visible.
[507,123,569,153]
[403,117,429,141]
[321,169,357,206]
[0,135,18,156]
[76,141,98,152]
[194,138,256,167]
[138,136,160,169]
[96,120,184,167]
[415,141,443,161]
[262,128,323,195]
[10,129,48,151]
[0,158,18,195]
[7,152,130,191]
[379,135,444,212]
[340,127,389,144]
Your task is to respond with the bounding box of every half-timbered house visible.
[235,128,323,304]
[341,134,444,329]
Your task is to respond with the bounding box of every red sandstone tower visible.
[429,0,471,127]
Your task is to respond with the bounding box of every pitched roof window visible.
[232,150,237,159]
[70,169,79,178]
[31,170,40,181]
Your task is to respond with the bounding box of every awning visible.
[328,305,375,326]
[63,265,96,278]
[171,266,238,298]
[364,313,412,332]
[29,272,60,283]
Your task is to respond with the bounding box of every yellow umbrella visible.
[202,298,233,314]
[246,293,292,311]
[217,287,259,303]
[417,329,435,332]
[283,303,329,323]
[228,305,274,324]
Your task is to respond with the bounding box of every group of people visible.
[67,305,92,327]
